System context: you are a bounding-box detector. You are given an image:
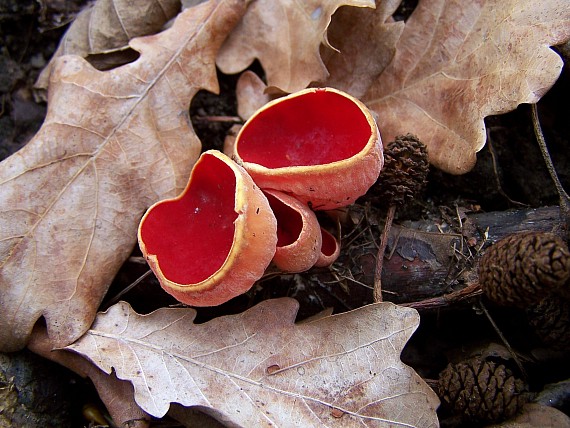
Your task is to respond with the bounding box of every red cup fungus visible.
[232,87,383,210]
[138,150,277,306]
[314,226,341,268]
[263,189,322,273]
[138,88,385,306]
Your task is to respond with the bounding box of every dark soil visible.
[1,1,569,427]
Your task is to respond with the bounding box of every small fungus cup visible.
[138,150,277,306]
[314,227,341,268]
[263,189,322,273]
[233,87,383,210]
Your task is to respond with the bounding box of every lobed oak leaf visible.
[36,0,181,89]
[322,0,405,99]
[362,0,570,174]
[66,298,439,426]
[0,0,247,352]
[216,0,376,93]
[28,324,151,428]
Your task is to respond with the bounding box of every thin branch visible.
[102,270,153,310]
[478,300,527,378]
[373,205,396,302]
[531,103,570,240]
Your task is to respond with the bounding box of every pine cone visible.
[373,134,429,207]
[527,296,570,351]
[479,232,570,307]
[438,356,529,424]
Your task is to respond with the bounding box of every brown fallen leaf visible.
[216,0,375,93]
[66,298,439,426]
[322,0,404,99]
[362,0,570,174]
[235,70,271,120]
[28,324,151,428]
[35,0,181,89]
[487,403,570,428]
[0,0,246,352]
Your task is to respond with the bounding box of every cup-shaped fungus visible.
[138,150,277,306]
[233,87,383,210]
[263,189,322,273]
[314,227,341,268]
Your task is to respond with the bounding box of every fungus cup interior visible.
[264,192,303,247]
[237,89,371,168]
[139,154,238,285]
[320,228,338,257]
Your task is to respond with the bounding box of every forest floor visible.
[1,0,569,427]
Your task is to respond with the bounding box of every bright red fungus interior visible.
[140,154,238,284]
[237,89,371,168]
[321,228,337,256]
[264,192,303,247]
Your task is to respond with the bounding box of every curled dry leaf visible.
[0,0,247,352]
[216,0,376,93]
[362,0,570,174]
[36,0,181,89]
[322,0,405,99]
[67,298,439,426]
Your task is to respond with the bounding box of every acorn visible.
[371,133,429,207]
[479,231,570,307]
[437,356,530,424]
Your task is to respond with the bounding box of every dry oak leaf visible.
[322,0,405,99]
[0,0,246,352]
[67,298,440,426]
[216,0,375,94]
[28,324,150,428]
[235,70,271,120]
[36,0,181,89]
[487,403,570,428]
[362,0,570,174]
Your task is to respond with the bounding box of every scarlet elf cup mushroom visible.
[138,150,277,306]
[263,189,322,273]
[231,87,383,210]
[138,88,383,306]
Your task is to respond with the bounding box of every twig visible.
[531,103,570,239]
[102,269,153,310]
[373,205,396,302]
[193,115,242,123]
[399,282,482,310]
[486,128,527,207]
[478,300,527,378]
